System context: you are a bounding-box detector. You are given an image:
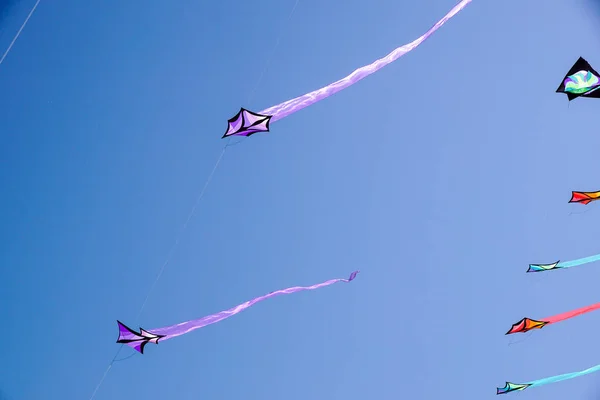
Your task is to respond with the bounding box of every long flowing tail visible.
[117,271,359,352]
[261,0,472,123]
[497,362,600,394]
[545,301,600,324]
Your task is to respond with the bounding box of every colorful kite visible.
[556,56,600,100]
[506,301,600,334]
[497,362,600,394]
[569,190,600,205]
[222,0,472,138]
[527,252,600,273]
[117,271,359,353]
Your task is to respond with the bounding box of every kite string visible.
[87,131,230,400]
[569,207,593,216]
[227,0,300,146]
[134,0,303,317]
[507,331,534,346]
[87,1,302,399]
[131,0,303,327]
[247,0,300,105]
[0,0,41,66]
[133,144,228,322]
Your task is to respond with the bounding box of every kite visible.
[117,271,359,353]
[497,362,600,394]
[569,190,600,205]
[556,56,600,100]
[222,0,472,138]
[526,252,600,273]
[505,301,600,334]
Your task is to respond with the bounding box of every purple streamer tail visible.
[117,271,359,353]
[259,0,472,122]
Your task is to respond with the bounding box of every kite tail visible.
[260,0,472,122]
[530,364,600,387]
[556,253,600,269]
[151,271,360,340]
[545,301,600,324]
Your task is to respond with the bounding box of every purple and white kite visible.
[223,0,472,138]
[117,271,359,353]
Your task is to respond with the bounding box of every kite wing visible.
[505,318,547,335]
[117,271,359,354]
[527,253,600,273]
[116,321,165,354]
[526,260,560,273]
[222,108,272,138]
[222,0,473,138]
[496,382,531,395]
[556,57,600,100]
[569,190,600,205]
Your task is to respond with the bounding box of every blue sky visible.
[1,0,600,399]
